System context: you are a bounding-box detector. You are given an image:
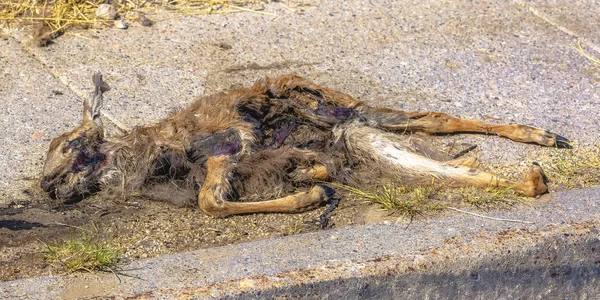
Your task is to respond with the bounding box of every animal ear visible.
[83,73,110,124]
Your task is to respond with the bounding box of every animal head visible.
[41,73,110,203]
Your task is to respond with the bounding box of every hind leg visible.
[344,126,548,197]
[198,155,330,218]
[442,160,548,197]
[388,142,547,197]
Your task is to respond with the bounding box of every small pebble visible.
[239,279,255,288]
[115,20,129,29]
[138,13,153,27]
[96,4,117,20]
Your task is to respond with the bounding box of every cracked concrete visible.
[516,0,600,51]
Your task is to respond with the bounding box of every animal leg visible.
[290,164,330,182]
[260,75,569,148]
[441,162,548,197]
[344,126,548,197]
[360,108,570,148]
[198,155,330,217]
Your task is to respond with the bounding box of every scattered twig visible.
[446,206,534,224]
[452,144,478,159]
[572,40,600,65]
[52,221,94,232]
[226,4,276,16]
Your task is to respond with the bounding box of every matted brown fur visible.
[41,74,570,217]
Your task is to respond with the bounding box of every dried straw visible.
[0,0,287,44]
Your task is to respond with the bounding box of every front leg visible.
[359,107,571,148]
[408,112,571,148]
[404,112,571,148]
[198,155,330,217]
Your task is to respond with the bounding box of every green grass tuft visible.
[332,183,445,219]
[331,180,526,220]
[43,223,120,273]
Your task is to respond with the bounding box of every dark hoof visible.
[531,162,549,183]
[317,184,337,199]
[555,135,572,149]
[315,186,340,229]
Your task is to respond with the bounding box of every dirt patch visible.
[0,186,389,282]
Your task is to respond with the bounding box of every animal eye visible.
[68,138,83,148]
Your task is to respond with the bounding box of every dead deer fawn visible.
[41,74,570,218]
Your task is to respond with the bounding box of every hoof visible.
[555,135,572,149]
[531,162,549,183]
[520,163,549,197]
[318,197,340,229]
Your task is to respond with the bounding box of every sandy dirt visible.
[0,184,391,282]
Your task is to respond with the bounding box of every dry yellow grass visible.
[474,143,600,191]
[573,40,600,66]
[0,0,292,44]
[446,186,522,208]
[540,143,600,189]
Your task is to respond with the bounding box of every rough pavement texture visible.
[518,0,600,49]
[0,0,599,297]
[1,187,599,299]
[0,37,82,202]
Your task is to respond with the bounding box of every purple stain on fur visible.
[71,151,105,173]
[333,107,356,120]
[187,130,242,161]
[315,106,334,120]
[214,142,241,156]
[315,106,356,122]
[213,130,242,155]
[243,114,262,127]
[72,154,87,172]
[273,118,296,147]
